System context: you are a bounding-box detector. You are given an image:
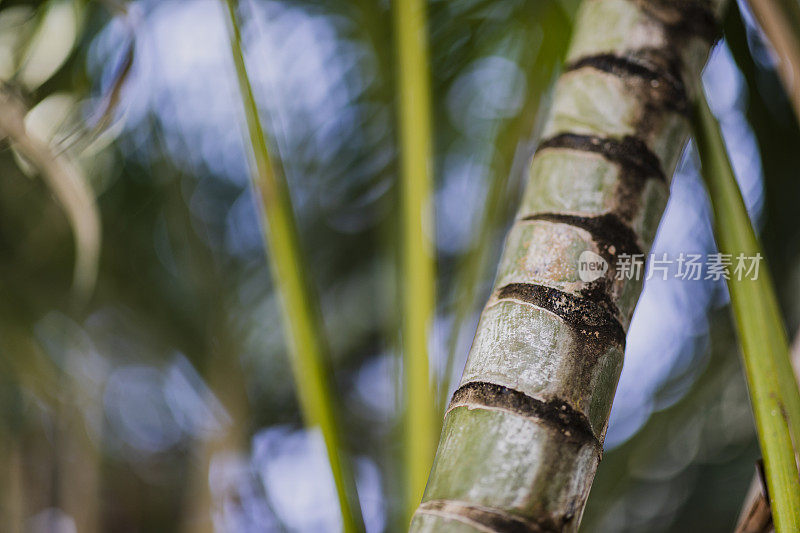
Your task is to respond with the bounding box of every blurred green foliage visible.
[0,0,799,531]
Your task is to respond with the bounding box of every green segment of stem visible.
[693,86,800,532]
[222,2,365,531]
[392,0,438,520]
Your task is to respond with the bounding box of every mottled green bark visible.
[411,0,725,530]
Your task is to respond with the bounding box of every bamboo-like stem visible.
[221,2,364,531]
[392,0,438,521]
[743,0,800,122]
[438,60,559,413]
[438,211,497,414]
[410,0,727,529]
[693,87,800,532]
[437,142,517,413]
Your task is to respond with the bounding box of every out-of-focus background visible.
[1,0,799,531]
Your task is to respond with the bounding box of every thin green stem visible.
[693,85,800,532]
[392,0,437,521]
[221,2,364,531]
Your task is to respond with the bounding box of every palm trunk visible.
[411,0,725,530]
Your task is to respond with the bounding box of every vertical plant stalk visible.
[744,0,800,122]
[410,0,726,530]
[222,2,365,531]
[392,0,438,519]
[693,87,800,532]
[735,336,800,533]
[439,62,563,413]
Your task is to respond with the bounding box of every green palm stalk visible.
[222,2,364,531]
[392,0,438,521]
[411,0,728,529]
[693,86,800,532]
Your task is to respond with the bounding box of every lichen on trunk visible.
[410,0,726,530]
